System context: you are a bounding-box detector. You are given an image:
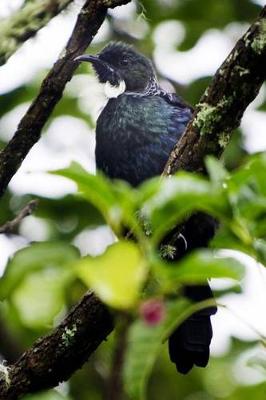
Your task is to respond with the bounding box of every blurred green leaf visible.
[52,162,137,233]
[12,267,71,329]
[205,156,228,187]
[224,154,266,248]
[23,390,72,400]
[222,129,247,171]
[140,0,260,50]
[228,153,266,198]
[211,225,257,262]
[75,241,147,309]
[140,172,230,242]
[253,239,266,266]
[36,194,104,240]
[0,242,79,300]
[154,250,245,288]
[53,161,122,205]
[124,299,189,400]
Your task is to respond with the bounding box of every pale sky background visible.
[0,0,265,384]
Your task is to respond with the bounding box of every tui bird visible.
[75,42,217,374]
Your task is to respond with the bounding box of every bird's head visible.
[75,42,156,97]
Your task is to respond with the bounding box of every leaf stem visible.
[105,314,132,400]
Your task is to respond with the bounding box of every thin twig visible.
[106,315,131,400]
[0,200,38,234]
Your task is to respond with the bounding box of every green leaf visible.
[153,250,245,288]
[229,153,266,197]
[140,173,230,242]
[205,156,228,187]
[52,162,137,233]
[75,241,147,309]
[123,299,190,400]
[23,390,72,400]
[12,267,71,329]
[37,194,104,236]
[0,242,79,300]
[53,161,118,210]
[211,225,254,256]
[222,154,266,243]
[253,239,266,266]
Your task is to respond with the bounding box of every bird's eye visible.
[119,59,129,66]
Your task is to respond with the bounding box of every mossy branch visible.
[164,7,266,175]
[0,292,113,400]
[0,0,74,66]
[162,6,266,306]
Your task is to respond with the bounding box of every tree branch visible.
[0,0,130,198]
[0,200,38,234]
[164,7,266,175]
[161,6,266,259]
[0,5,265,400]
[0,0,74,66]
[0,292,113,400]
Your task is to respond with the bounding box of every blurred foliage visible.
[1,155,266,399]
[0,0,265,399]
[139,0,260,50]
[23,391,72,400]
[36,194,104,240]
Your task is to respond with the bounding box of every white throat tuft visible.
[104,80,126,98]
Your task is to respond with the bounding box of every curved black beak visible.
[74,54,121,86]
[74,55,100,64]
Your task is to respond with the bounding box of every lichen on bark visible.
[192,97,233,136]
[164,6,266,175]
[251,19,266,54]
[0,0,73,66]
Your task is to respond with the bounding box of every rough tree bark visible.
[164,8,266,175]
[0,4,265,400]
[0,293,113,400]
[162,6,266,262]
[0,0,74,66]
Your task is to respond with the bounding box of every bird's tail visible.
[168,284,217,374]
